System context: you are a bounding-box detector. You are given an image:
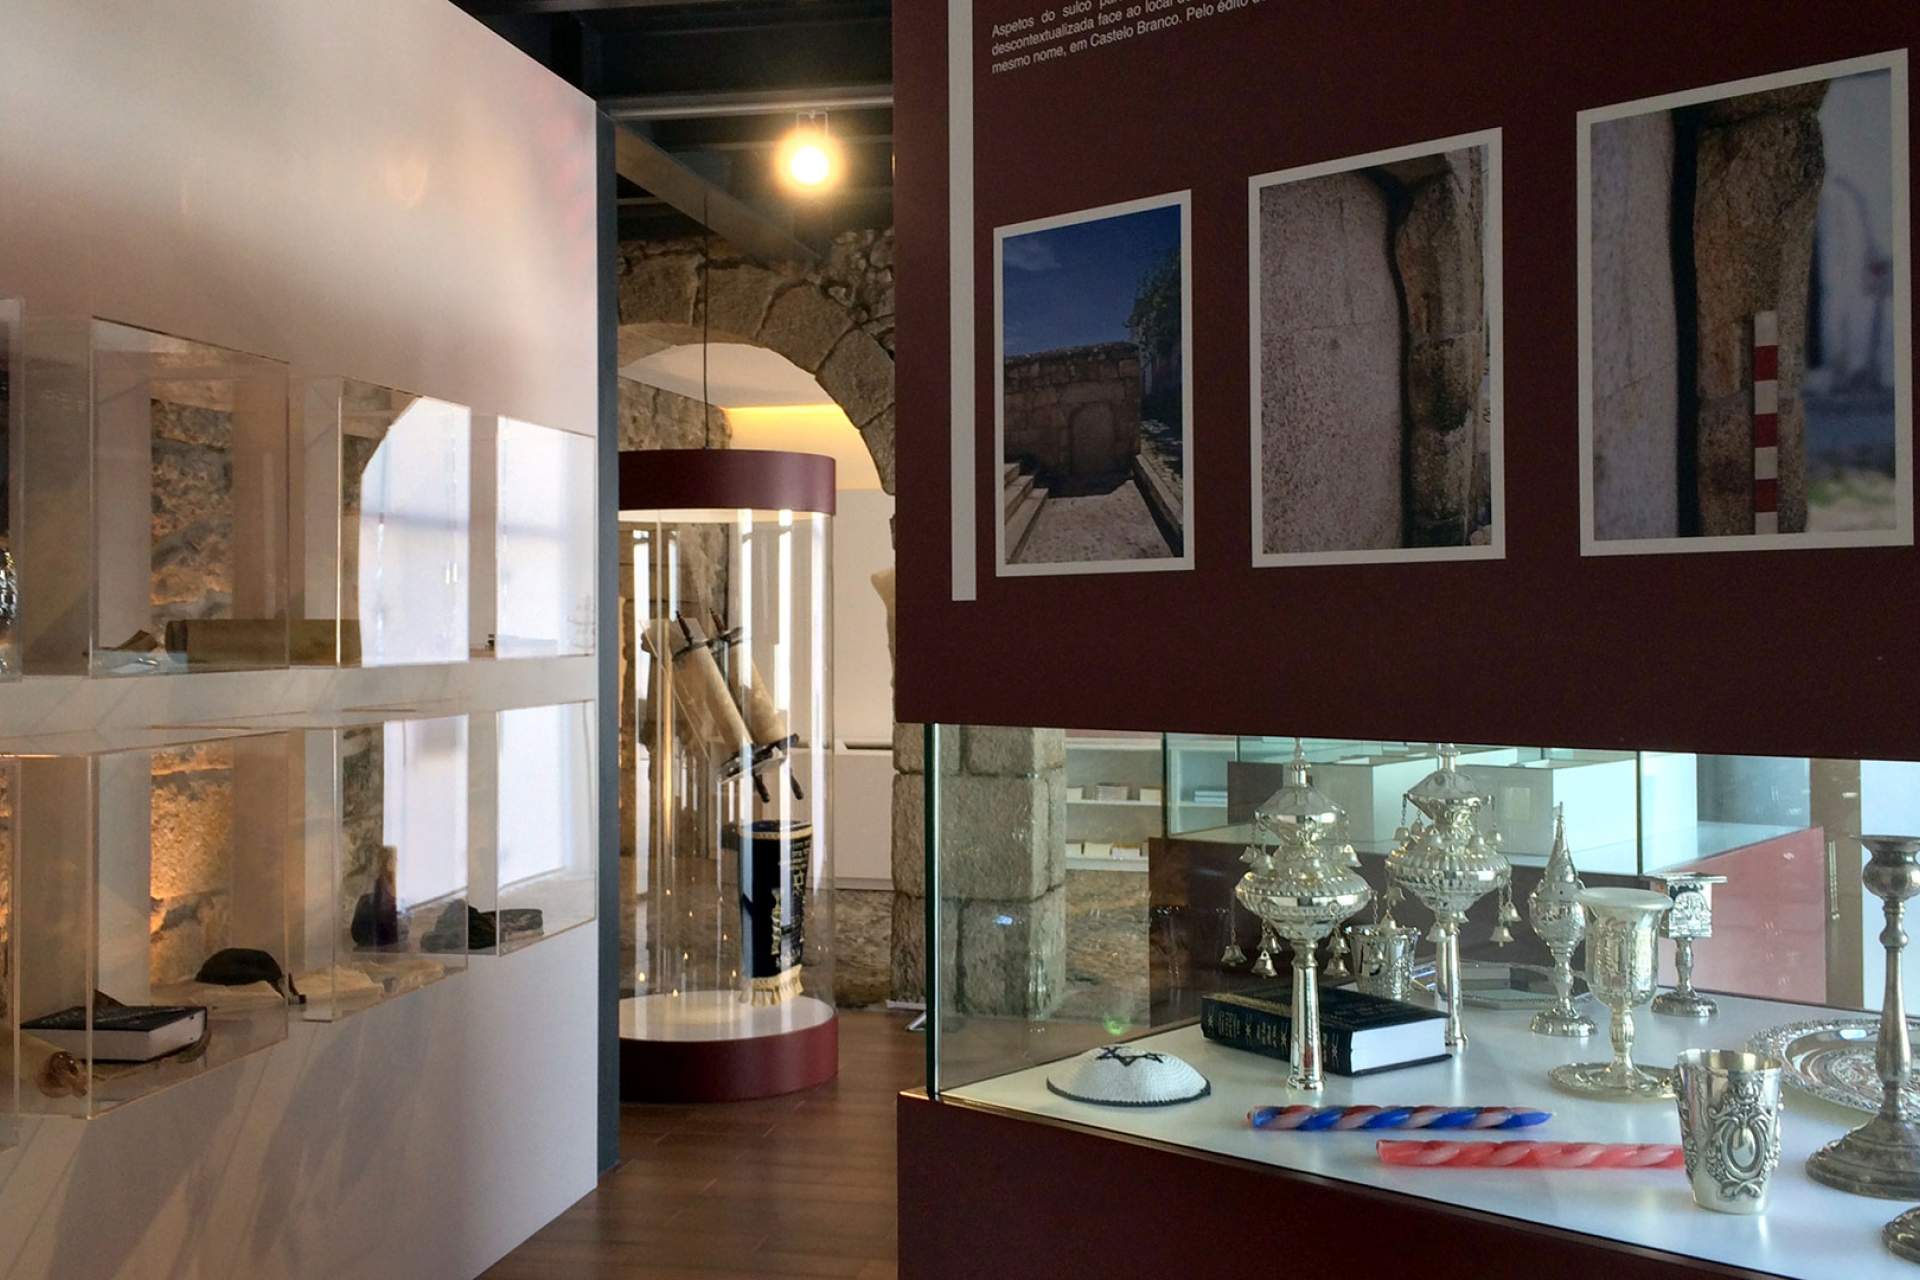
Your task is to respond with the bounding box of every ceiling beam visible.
[612,123,815,265]
[603,82,892,122]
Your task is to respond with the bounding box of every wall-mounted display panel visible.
[296,378,470,667]
[289,714,470,1019]
[0,730,292,1118]
[493,418,594,658]
[466,702,596,955]
[0,298,19,681]
[19,320,289,677]
[896,3,1920,764]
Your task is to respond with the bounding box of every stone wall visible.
[616,228,896,492]
[149,400,234,626]
[1691,85,1825,535]
[1259,172,1404,552]
[1002,343,1143,488]
[1591,112,1682,540]
[890,724,1067,1016]
[1258,149,1491,553]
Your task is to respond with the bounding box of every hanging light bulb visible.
[777,112,843,195]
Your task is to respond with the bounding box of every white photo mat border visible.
[1576,48,1913,557]
[992,189,1196,578]
[1246,128,1506,568]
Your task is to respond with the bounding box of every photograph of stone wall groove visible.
[1253,135,1498,561]
[1584,56,1909,550]
[1002,342,1144,490]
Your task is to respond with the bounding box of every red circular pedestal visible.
[617,996,840,1103]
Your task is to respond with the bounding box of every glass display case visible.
[617,449,836,1102]
[466,701,597,955]
[18,320,290,676]
[0,297,19,681]
[492,417,594,658]
[926,723,1920,1278]
[286,713,471,1019]
[0,729,292,1118]
[295,377,469,667]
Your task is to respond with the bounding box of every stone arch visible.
[616,241,896,493]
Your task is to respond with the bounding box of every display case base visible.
[618,992,838,1103]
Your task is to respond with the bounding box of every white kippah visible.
[1045,1044,1211,1107]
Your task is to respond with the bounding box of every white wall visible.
[0,4,600,1277]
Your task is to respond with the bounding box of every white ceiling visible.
[619,342,834,408]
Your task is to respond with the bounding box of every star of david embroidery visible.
[1095,1046,1165,1067]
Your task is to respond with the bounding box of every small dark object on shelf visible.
[196,947,304,1004]
[421,905,547,953]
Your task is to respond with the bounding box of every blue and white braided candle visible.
[1247,1104,1552,1131]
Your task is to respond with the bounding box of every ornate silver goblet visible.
[1652,872,1727,1018]
[1549,888,1674,1099]
[1527,804,1594,1038]
[1808,835,1920,1199]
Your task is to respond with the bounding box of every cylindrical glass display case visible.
[617,449,836,1101]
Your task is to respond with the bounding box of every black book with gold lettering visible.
[1199,983,1447,1077]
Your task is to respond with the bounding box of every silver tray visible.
[1747,1017,1920,1116]
[1411,960,1588,1013]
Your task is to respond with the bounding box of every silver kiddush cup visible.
[1674,1050,1784,1214]
[1348,922,1420,1000]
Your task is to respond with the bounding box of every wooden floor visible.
[483,1011,924,1279]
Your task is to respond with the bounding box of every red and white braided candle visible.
[1376,1140,1683,1170]
[1753,309,1780,535]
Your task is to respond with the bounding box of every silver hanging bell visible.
[1252,945,1277,978]
[1488,919,1515,945]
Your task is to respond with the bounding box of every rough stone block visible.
[857,402,896,495]
[961,726,1066,776]
[892,721,959,775]
[618,252,700,329]
[1259,171,1397,334]
[891,771,926,897]
[1259,324,1403,554]
[890,891,958,1006]
[935,773,1053,901]
[1698,394,1806,535]
[956,887,1066,1017]
[149,752,234,900]
[816,328,894,430]
[1592,371,1681,540]
[698,262,786,342]
[757,285,854,372]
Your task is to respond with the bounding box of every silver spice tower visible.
[1234,742,1372,1091]
[1387,745,1510,1052]
[1527,803,1595,1038]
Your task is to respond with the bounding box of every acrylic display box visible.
[0,729,293,1118]
[18,319,290,676]
[465,701,597,955]
[295,377,470,667]
[0,297,19,681]
[617,449,838,1102]
[489,417,595,658]
[284,712,471,1019]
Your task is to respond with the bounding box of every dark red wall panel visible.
[894,2,1920,760]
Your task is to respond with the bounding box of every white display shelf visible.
[948,991,1909,1279]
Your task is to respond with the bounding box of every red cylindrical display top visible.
[617,448,836,517]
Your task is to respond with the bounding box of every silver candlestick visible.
[1234,742,1371,1092]
[1386,745,1508,1052]
[1808,835,1920,1199]
[1527,804,1594,1037]
[1652,872,1727,1018]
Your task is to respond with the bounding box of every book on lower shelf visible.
[1199,983,1447,1076]
[22,1004,209,1063]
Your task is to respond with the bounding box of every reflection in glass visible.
[293,715,469,1020]
[19,320,290,676]
[471,701,597,954]
[0,298,19,680]
[495,418,594,658]
[297,378,469,666]
[2,732,292,1117]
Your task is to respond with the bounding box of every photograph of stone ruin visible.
[1588,64,1905,543]
[998,201,1186,569]
[1256,141,1496,559]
